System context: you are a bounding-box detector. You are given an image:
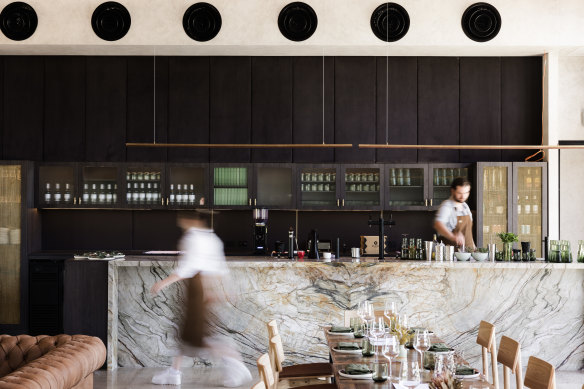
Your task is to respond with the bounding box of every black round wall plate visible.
[92,2,131,41]
[462,2,501,42]
[371,3,409,42]
[183,3,222,42]
[0,2,37,41]
[278,2,317,42]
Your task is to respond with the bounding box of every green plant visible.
[475,247,488,253]
[497,232,518,244]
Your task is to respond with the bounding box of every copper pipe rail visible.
[126,143,352,148]
[358,144,584,150]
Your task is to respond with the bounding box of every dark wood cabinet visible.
[85,57,127,162]
[167,57,210,163]
[29,260,63,336]
[297,164,342,210]
[251,57,293,163]
[44,57,86,162]
[210,57,251,163]
[292,57,334,163]
[376,57,418,163]
[334,57,376,163]
[3,57,44,161]
[418,57,460,163]
[459,57,501,162]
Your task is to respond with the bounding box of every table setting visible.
[324,299,494,389]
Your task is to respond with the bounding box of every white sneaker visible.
[222,357,252,388]
[152,368,182,385]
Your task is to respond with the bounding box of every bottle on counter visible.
[432,234,438,259]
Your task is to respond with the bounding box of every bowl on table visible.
[454,252,471,261]
[471,252,488,261]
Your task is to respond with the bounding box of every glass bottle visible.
[113,184,118,204]
[139,183,146,204]
[132,183,139,204]
[90,184,98,204]
[44,182,51,204]
[176,184,183,204]
[53,183,62,204]
[126,171,131,181]
[98,184,106,204]
[432,234,438,260]
[105,184,112,204]
[82,184,89,204]
[146,183,153,204]
[64,183,71,203]
[169,184,175,204]
[188,184,196,205]
[153,182,159,204]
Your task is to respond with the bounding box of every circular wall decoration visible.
[0,2,37,41]
[371,3,409,42]
[91,2,131,41]
[462,2,501,42]
[183,3,222,42]
[278,2,317,42]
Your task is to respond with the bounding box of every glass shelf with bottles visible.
[43,182,75,206]
[81,166,119,207]
[125,170,162,206]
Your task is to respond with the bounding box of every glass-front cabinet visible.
[124,164,164,208]
[298,165,340,209]
[167,165,209,208]
[429,164,471,209]
[476,163,512,251]
[211,165,252,208]
[80,164,120,207]
[513,162,547,257]
[0,162,31,333]
[38,164,77,207]
[385,164,428,210]
[255,165,295,209]
[342,165,383,210]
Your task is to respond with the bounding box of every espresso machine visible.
[253,208,268,255]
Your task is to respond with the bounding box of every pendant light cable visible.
[386,2,389,145]
[153,53,156,144]
[322,51,325,144]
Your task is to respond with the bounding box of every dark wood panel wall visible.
[1,56,542,164]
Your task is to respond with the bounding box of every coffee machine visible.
[253,208,268,255]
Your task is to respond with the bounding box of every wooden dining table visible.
[324,327,495,389]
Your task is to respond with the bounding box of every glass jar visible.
[503,242,513,261]
[578,240,584,263]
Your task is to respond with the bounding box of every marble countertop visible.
[113,255,584,269]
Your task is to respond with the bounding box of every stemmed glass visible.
[361,301,375,336]
[370,317,386,351]
[384,300,397,321]
[413,329,431,371]
[383,334,399,380]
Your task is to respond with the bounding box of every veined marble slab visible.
[108,257,584,372]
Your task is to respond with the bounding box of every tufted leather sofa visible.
[0,334,106,389]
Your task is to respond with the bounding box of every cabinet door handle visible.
[337,199,340,207]
[425,198,428,207]
[249,198,252,206]
[342,199,344,207]
[254,198,257,206]
[430,199,433,206]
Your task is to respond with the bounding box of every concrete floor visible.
[94,366,583,389]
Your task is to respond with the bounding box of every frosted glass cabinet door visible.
[476,163,512,251]
[0,164,22,325]
[256,165,295,209]
[513,163,547,258]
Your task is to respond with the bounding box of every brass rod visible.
[358,144,584,150]
[126,143,353,148]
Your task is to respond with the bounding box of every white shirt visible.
[434,198,472,232]
[173,227,228,279]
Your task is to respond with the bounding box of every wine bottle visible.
[54,183,62,204]
[106,183,113,204]
[44,182,51,204]
[90,184,98,204]
[64,183,71,203]
[176,184,183,204]
[82,184,89,204]
[188,184,195,205]
[169,184,175,204]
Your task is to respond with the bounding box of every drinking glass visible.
[370,317,386,351]
[398,313,409,329]
[578,240,584,263]
[400,361,421,387]
[372,360,389,382]
[413,330,431,371]
[384,300,397,321]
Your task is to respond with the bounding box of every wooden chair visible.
[524,356,556,389]
[257,352,337,389]
[477,320,499,389]
[267,319,279,339]
[497,335,523,389]
[251,381,267,389]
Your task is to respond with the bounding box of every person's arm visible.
[151,273,183,295]
[433,220,465,246]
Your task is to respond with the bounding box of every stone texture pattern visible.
[108,257,584,371]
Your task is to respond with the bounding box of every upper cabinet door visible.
[85,57,127,162]
[210,57,251,163]
[376,57,418,163]
[385,164,429,211]
[341,165,383,210]
[254,164,295,209]
[38,164,78,207]
[211,164,253,209]
[292,57,334,163]
[3,57,44,161]
[126,57,168,163]
[168,57,210,163]
[334,57,376,163]
[460,58,501,163]
[44,57,85,162]
[501,58,542,162]
[418,57,459,163]
[428,163,472,210]
[297,165,341,210]
[251,57,293,163]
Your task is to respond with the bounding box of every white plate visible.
[73,255,87,259]
[327,330,354,336]
[332,347,362,354]
[455,370,480,379]
[338,370,372,380]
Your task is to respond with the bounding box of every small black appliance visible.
[253,208,268,255]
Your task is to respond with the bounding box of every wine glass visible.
[370,317,386,351]
[398,312,409,329]
[362,302,375,336]
[384,300,397,321]
[383,334,399,380]
[413,330,431,371]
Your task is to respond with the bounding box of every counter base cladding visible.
[107,258,584,371]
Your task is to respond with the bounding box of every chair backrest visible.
[476,320,499,389]
[269,335,286,373]
[344,310,359,326]
[497,335,523,389]
[256,353,276,389]
[267,320,279,339]
[250,381,266,389]
[524,356,555,389]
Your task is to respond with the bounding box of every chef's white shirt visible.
[434,198,472,232]
[174,227,228,279]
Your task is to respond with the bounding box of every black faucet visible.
[368,214,395,260]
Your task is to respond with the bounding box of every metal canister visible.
[435,243,445,261]
[444,245,455,261]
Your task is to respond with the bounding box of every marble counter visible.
[108,257,584,372]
